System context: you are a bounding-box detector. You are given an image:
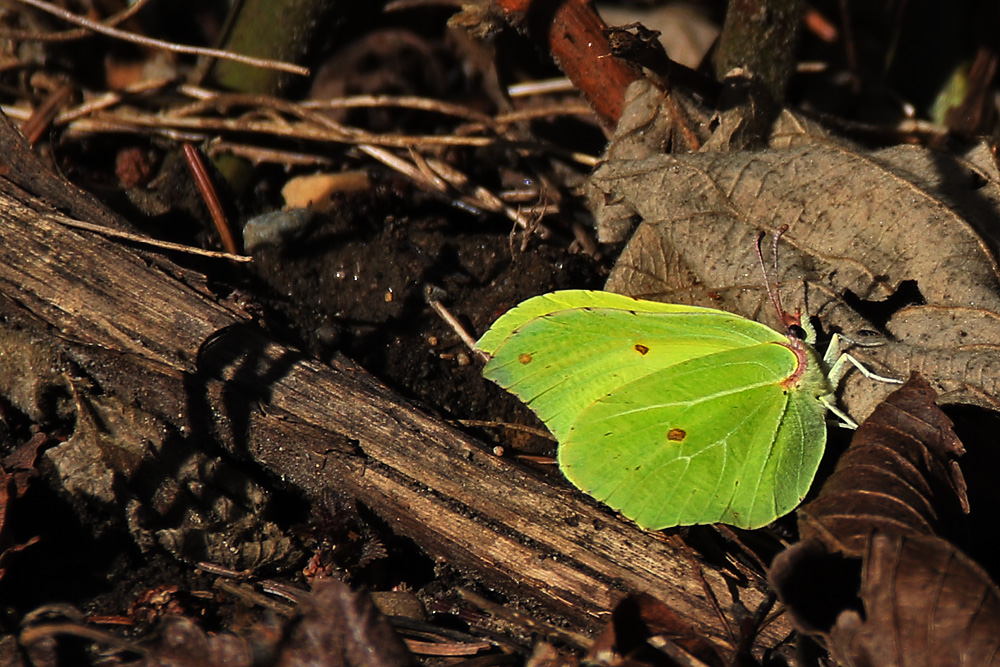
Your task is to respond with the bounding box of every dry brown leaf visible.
[276,580,415,667]
[593,138,1000,420]
[281,171,371,212]
[797,374,968,555]
[829,532,1000,667]
[768,376,1000,664]
[596,4,717,70]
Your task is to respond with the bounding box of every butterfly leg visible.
[823,333,903,388]
[819,396,859,429]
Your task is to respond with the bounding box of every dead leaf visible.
[281,171,371,212]
[18,581,416,666]
[596,3,717,70]
[276,579,415,667]
[828,532,1000,667]
[769,377,1000,664]
[797,374,968,556]
[593,138,1000,420]
[144,616,259,666]
[0,432,47,582]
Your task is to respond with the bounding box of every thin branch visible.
[0,0,152,42]
[59,111,496,148]
[52,77,174,124]
[50,214,251,262]
[182,142,239,255]
[301,95,494,125]
[12,0,309,76]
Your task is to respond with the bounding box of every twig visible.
[495,102,599,126]
[214,579,296,616]
[507,78,577,97]
[425,291,480,354]
[50,214,251,262]
[20,81,72,144]
[495,0,639,125]
[12,0,310,76]
[54,77,175,124]
[208,141,334,167]
[457,588,591,649]
[456,419,554,441]
[0,0,151,42]
[19,623,141,653]
[302,94,494,125]
[182,142,239,255]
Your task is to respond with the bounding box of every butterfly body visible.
[475,290,833,529]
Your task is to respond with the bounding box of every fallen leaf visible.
[769,376,1000,664]
[798,373,968,555]
[276,579,415,667]
[282,171,371,212]
[829,532,1000,667]
[593,138,1000,420]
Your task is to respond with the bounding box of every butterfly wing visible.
[559,343,829,529]
[477,290,786,441]
[477,290,832,529]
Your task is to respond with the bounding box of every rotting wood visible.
[0,113,789,649]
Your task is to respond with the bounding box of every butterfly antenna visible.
[756,225,797,332]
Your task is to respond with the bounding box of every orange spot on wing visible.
[634,343,649,355]
[518,353,533,364]
[667,428,686,442]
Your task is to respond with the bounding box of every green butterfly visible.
[475,289,892,530]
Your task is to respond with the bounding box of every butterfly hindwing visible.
[559,343,825,529]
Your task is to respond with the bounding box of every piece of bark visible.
[0,117,787,648]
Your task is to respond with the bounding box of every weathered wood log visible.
[0,114,788,649]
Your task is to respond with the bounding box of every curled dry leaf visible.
[0,433,48,581]
[769,376,1000,664]
[145,616,261,666]
[276,580,415,667]
[135,580,415,667]
[828,532,1000,667]
[797,373,968,556]
[592,131,1000,421]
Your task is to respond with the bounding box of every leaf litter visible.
[0,1,999,665]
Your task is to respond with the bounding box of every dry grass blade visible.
[11,0,309,75]
[51,215,250,262]
[0,0,151,42]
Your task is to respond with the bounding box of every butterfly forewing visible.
[480,294,785,442]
